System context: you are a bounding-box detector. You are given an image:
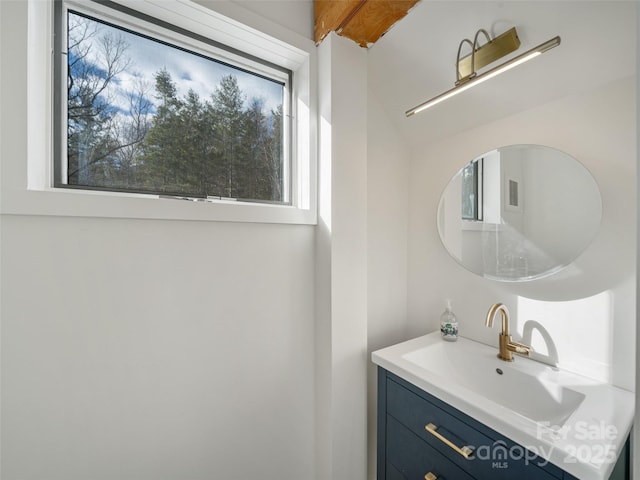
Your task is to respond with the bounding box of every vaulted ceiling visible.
[366,1,637,149]
[240,0,635,150]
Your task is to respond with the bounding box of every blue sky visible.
[69,10,284,116]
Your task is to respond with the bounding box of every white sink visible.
[402,340,585,426]
[372,332,634,480]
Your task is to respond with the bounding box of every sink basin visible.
[402,341,585,426]
[372,332,634,480]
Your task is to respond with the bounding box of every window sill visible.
[1,187,316,224]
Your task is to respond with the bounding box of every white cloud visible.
[70,11,283,116]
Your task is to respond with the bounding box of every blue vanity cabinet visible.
[377,368,628,480]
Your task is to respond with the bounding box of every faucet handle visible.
[510,341,531,355]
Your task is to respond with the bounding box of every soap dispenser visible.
[440,299,458,341]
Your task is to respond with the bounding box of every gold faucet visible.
[485,303,531,362]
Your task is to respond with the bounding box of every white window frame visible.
[1,0,317,224]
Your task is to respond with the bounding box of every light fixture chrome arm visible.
[406,35,561,117]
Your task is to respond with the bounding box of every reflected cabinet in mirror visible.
[437,145,602,281]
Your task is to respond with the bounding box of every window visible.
[54,1,292,205]
[11,0,314,223]
[461,158,483,221]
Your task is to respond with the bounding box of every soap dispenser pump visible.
[440,299,458,341]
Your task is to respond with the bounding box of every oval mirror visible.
[437,145,602,281]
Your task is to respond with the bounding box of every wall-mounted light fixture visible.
[406,28,561,117]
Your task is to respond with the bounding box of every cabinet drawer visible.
[386,461,407,480]
[387,414,475,480]
[387,378,560,480]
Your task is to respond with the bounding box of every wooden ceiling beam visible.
[314,0,364,45]
[315,0,420,48]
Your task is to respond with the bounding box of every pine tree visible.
[268,104,284,201]
[210,75,245,198]
[241,98,268,199]
[142,69,185,193]
[178,89,209,194]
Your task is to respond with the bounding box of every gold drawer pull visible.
[425,422,474,459]
[425,473,438,480]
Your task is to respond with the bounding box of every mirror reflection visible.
[437,145,602,281]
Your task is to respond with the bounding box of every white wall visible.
[229,0,313,39]
[316,32,369,480]
[315,30,412,480]
[1,216,315,479]
[327,34,369,480]
[407,76,636,390]
[0,1,318,479]
[366,93,411,479]
[315,28,411,480]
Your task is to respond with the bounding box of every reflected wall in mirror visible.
[437,145,602,281]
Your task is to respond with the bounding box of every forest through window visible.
[60,8,288,203]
